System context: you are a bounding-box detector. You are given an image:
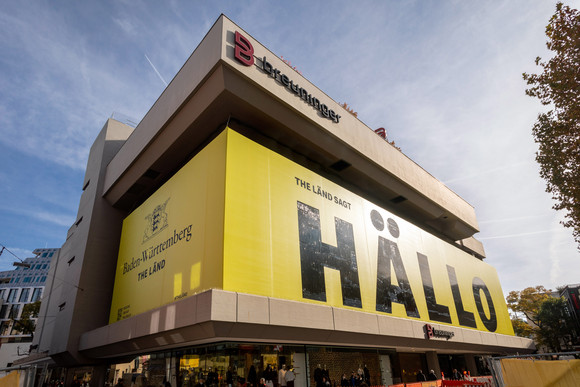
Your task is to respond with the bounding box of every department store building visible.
[18,15,533,387]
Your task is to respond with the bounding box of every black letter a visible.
[297,201,362,308]
[376,237,419,317]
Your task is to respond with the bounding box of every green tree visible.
[11,300,40,335]
[510,317,534,338]
[523,3,580,250]
[506,286,577,351]
[535,297,576,352]
[506,285,551,326]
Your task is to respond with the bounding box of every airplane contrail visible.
[443,161,532,185]
[478,228,566,240]
[145,54,168,87]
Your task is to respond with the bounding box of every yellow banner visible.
[109,131,227,323]
[223,129,513,335]
[110,128,513,335]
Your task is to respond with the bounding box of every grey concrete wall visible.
[44,119,133,365]
[79,289,534,360]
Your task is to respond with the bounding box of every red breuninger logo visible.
[425,324,434,339]
[234,31,254,66]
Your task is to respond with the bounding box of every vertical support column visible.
[464,354,479,377]
[91,365,109,387]
[425,351,441,379]
[65,369,75,387]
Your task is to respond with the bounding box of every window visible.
[42,252,48,257]
[42,264,47,270]
[40,276,46,282]
[0,305,8,319]
[8,304,20,319]
[18,288,30,303]
[58,302,66,311]
[0,289,5,301]
[7,289,17,303]
[82,179,90,191]
[0,321,10,336]
[67,256,75,266]
[31,288,42,302]
[23,277,31,283]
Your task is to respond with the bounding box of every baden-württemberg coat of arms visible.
[143,198,170,244]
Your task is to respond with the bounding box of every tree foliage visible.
[11,300,40,335]
[506,285,551,326]
[523,3,580,249]
[506,286,577,352]
[510,317,535,338]
[535,297,577,352]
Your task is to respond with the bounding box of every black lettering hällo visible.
[295,201,499,332]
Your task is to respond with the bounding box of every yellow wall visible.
[110,128,513,335]
[109,131,227,323]
[223,129,513,335]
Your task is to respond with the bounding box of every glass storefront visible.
[23,343,490,387]
[105,343,398,387]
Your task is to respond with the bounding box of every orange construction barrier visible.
[387,380,486,387]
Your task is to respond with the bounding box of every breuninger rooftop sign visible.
[233,31,341,124]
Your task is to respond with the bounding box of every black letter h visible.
[297,201,362,308]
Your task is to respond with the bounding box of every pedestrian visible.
[284,367,295,387]
[451,369,462,380]
[427,370,438,381]
[278,365,286,387]
[226,367,234,387]
[416,370,426,382]
[248,366,257,387]
[340,374,349,387]
[264,365,275,387]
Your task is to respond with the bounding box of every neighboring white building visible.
[0,248,58,371]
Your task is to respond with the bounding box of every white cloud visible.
[0,204,74,228]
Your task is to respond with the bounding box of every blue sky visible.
[0,0,578,294]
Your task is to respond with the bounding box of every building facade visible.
[558,284,580,351]
[17,15,533,387]
[0,248,58,372]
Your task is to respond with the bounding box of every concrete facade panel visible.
[107,316,136,344]
[173,294,198,329]
[269,298,334,330]
[462,329,484,345]
[377,315,415,338]
[237,293,270,324]
[209,290,237,322]
[333,308,379,335]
